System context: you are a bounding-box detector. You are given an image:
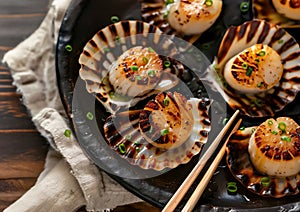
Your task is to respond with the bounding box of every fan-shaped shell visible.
[226,126,300,198]
[103,97,211,170]
[253,0,300,28]
[209,19,300,117]
[79,20,184,114]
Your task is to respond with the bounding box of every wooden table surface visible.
[0,0,49,210]
[0,0,159,211]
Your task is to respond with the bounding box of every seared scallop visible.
[272,0,300,20]
[248,117,300,177]
[224,44,283,94]
[109,46,163,97]
[167,0,222,35]
[139,92,193,149]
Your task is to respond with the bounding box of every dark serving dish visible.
[56,0,300,210]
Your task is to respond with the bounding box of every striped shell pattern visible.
[209,19,300,117]
[226,127,300,198]
[103,97,211,170]
[79,20,184,114]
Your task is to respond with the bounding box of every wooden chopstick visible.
[182,118,242,212]
[162,110,240,212]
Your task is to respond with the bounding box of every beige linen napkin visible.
[2,0,142,211]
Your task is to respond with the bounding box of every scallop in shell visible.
[103,91,211,170]
[141,0,222,42]
[79,20,184,114]
[226,123,300,198]
[208,19,300,117]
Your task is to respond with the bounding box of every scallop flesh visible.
[272,0,300,21]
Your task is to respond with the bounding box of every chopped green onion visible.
[161,129,169,136]
[268,120,273,125]
[241,62,248,69]
[255,58,260,64]
[164,60,171,68]
[281,135,291,142]
[202,43,210,50]
[226,182,238,194]
[272,131,278,135]
[143,57,149,64]
[257,82,262,88]
[135,147,140,151]
[163,97,170,106]
[109,91,115,99]
[148,125,153,134]
[104,47,110,52]
[278,39,284,44]
[65,45,73,52]
[239,126,245,131]
[64,129,71,138]
[148,47,154,53]
[240,1,249,13]
[118,143,127,154]
[125,134,131,141]
[258,50,266,56]
[134,141,139,145]
[213,64,220,71]
[131,65,139,71]
[222,117,229,125]
[163,11,169,19]
[260,177,271,187]
[278,122,286,132]
[147,70,156,77]
[205,0,213,6]
[246,67,253,76]
[136,75,142,81]
[165,0,174,5]
[86,112,94,120]
[115,36,120,42]
[110,16,120,23]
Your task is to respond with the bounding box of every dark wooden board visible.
[0,0,50,210]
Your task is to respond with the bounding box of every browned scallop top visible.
[253,118,300,161]
[116,47,163,85]
[139,92,193,146]
[280,0,300,8]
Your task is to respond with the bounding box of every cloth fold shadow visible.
[2,0,142,211]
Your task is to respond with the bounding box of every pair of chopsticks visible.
[162,110,241,212]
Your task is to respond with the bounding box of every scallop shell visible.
[253,0,300,28]
[226,127,300,198]
[209,19,300,117]
[103,97,211,170]
[79,20,184,114]
[140,0,203,42]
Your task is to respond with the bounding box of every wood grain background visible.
[0,0,49,210]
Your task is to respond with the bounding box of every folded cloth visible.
[2,0,142,211]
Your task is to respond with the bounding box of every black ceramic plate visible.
[56,0,300,210]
